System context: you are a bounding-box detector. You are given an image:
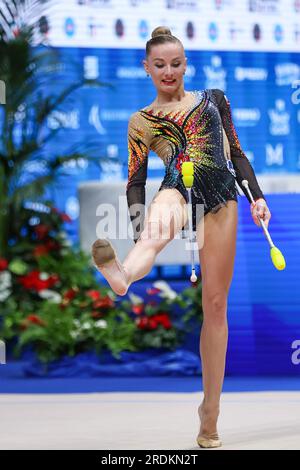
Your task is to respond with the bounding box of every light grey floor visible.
[0,391,300,450]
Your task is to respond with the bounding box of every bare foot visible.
[92,239,130,296]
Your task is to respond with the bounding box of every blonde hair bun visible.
[151,26,172,38]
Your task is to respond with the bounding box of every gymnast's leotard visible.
[126,88,265,242]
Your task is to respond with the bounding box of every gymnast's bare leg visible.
[92,188,188,295]
[196,200,238,446]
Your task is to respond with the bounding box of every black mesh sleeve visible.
[212,88,265,203]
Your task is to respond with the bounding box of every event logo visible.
[232,108,261,127]
[84,56,99,79]
[268,99,290,136]
[235,67,268,81]
[208,22,218,41]
[203,56,226,90]
[248,0,280,14]
[266,143,284,166]
[89,105,106,134]
[274,24,284,42]
[138,20,148,39]
[275,63,300,86]
[229,22,244,42]
[64,18,75,37]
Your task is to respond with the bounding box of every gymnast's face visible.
[143,42,187,94]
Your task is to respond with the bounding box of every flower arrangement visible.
[0,202,203,364]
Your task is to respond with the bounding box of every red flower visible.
[60,212,72,223]
[86,289,101,301]
[33,224,51,240]
[132,304,144,315]
[45,240,61,251]
[26,314,46,327]
[0,258,8,271]
[63,288,78,301]
[93,296,114,309]
[33,245,50,257]
[19,271,59,292]
[136,317,151,330]
[91,311,104,319]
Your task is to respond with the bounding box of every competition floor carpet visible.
[1,390,300,450]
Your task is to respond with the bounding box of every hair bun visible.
[151,26,172,38]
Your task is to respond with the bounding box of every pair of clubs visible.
[181,162,286,283]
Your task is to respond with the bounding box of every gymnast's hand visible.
[250,198,271,229]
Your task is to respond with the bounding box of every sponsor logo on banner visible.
[248,0,280,14]
[47,110,80,130]
[274,24,284,42]
[232,108,261,127]
[39,15,50,37]
[275,63,300,86]
[100,160,123,181]
[203,56,226,90]
[214,0,234,9]
[115,19,125,37]
[129,0,152,6]
[116,66,147,79]
[268,100,290,136]
[88,17,106,36]
[165,0,199,9]
[89,105,106,134]
[235,67,268,81]
[229,22,245,42]
[266,143,284,166]
[208,22,218,41]
[77,0,113,7]
[84,56,99,79]
[253,23,262,41]
[62,158,89,172]
[139,20,149,39]
[64,17,75,37]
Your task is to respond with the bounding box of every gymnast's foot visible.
[91,238,130,296]
[196,401,222,448]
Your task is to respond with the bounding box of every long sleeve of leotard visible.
[212,88,265,203]
[126,112,151,243]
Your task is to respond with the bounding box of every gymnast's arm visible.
[212,88,266,203]
[126,112,151,243]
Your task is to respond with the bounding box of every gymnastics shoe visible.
[91,238,129,296]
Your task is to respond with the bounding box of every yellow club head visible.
[181,161,194,176]
[270,246,286,271]
[182,175,194,188]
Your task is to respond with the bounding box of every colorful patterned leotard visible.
[126,88,265,242]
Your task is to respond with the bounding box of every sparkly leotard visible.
[126,88,265,242]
